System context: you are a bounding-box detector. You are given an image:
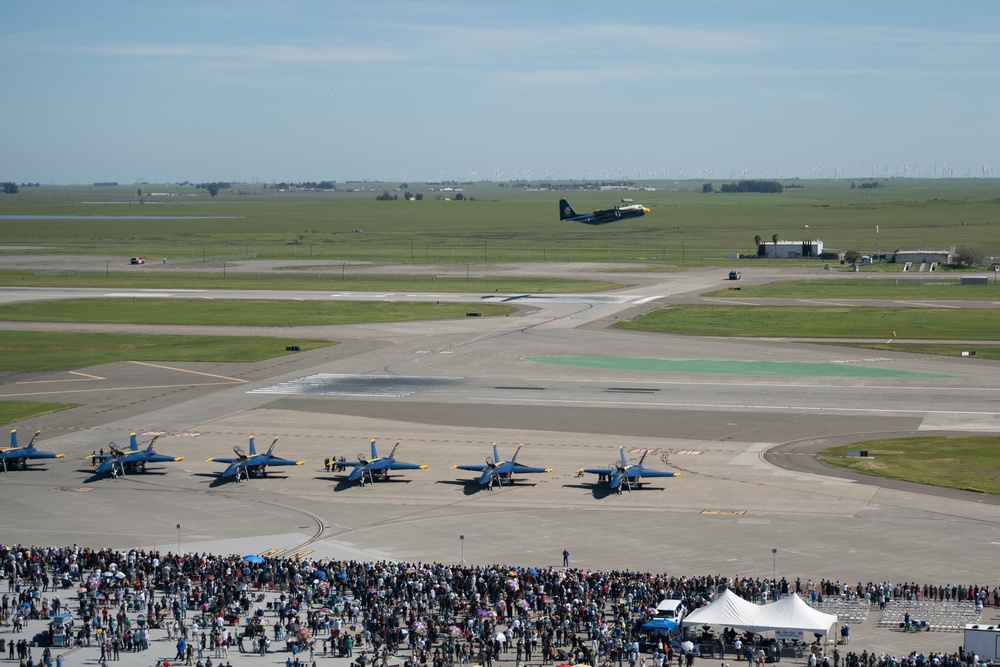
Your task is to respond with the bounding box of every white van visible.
[655,599,685,622]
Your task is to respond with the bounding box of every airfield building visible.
[891,249,953,265]
[758,240,824,259]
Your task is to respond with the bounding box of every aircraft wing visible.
[580,467,616,476]
[89,454,114,464]
[636,469,679,478]
[262,457,304,467]
[452,464,489,473]
[384,461,427,471]
[338,460,362,469]
[511,464,552,474]
[145,454,184,464]
[205,457,239,465]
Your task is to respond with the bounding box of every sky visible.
[3,1,999,184]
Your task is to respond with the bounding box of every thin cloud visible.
[80,42,408,64]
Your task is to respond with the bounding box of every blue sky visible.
[4,1,998,184]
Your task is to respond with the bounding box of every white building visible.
[758,240,824,259]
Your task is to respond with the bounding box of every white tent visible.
[682,591,836,636]
[756,592,836,635]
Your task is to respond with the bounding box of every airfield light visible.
[772,548,777,580]
[460,534,466,565]
[177,523,182,553]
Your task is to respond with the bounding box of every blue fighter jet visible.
[340,439,426,486]
[559,198,649,225]
[88,432,183,478]
[452,443,552,489]
[205,435,304,483]
[1,429,65,472]
[579,447,679,494]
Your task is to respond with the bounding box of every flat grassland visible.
[0,299,516,326]
[0,401,80,424]
[2,179,998,266]
[707,279,999,299]
[820,436,1000,495]
[0,331,335,372]
[616,304,1000,340]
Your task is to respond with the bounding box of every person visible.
[562,550,569,567]
[840,624,849,645]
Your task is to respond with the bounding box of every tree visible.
[207,184,220,197]
[844,249,862,265]
[1,182,18,194]
[702,183,714,193]
[754,235,764,257]
[954,246,984,267]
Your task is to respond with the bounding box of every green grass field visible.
[0,299,517,326]
[3,179,998,265]
[819,436,1000,495]
[707,278,1000,299]
[617,304,1000,340]
[0,401,80,425]
[0,269,626,293]
[0,331,335,372]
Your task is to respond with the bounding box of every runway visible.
[1,264,999,587]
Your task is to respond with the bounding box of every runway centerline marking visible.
[126,361,249,383]
[893,300,960,309]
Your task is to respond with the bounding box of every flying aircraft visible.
[339,439,426,486]
[579,447,679,494]
[1,429,65,472]
[559,198,650,225]
[88,432,183,478]
[205,435,304,482]
[452,443,552,489]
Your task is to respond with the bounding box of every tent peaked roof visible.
[682,589,761,629]
[682,590,836,635]
[756,593,837,634]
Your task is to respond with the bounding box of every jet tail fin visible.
[266,437,279,456]
[637,449,649,466]
[619,446,628,467]
[248,436,257,455]
[559,199,577,221]
[9,429,16,449]
[511,443,523,463]
[130,432,139,451]
[28,429,41,449]
[388,440,401,461]
[370,438,378,460]
[492,442,500,463]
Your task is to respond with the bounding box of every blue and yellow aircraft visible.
[559,198,650,225]
[452,443,552,489]
[1,429,65,472]
[88,432,183,478]
[340,439,426,486]
[579,447,679,494]
[205,435,304,482]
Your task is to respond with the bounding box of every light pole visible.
[460,535,465,565]
[772,548,777,581]
[177,523,182,554]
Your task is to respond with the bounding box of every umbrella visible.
[681,641,694,653]
[243,555,265,564]
[115,572,126,579]
[493,632,506,643]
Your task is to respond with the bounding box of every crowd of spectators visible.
[1,544,996,667]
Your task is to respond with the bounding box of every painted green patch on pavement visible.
[526,356,951,378]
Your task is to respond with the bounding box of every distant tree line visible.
[1,182,18,194]
[93,182,119,186]
[197,182,232,197]
[276,181,337,190]
[851,181,883,189]
[718,180,784,194]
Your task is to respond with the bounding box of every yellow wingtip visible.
[173,457,184,462]
[295,461,305,466]
[419,465,428,470]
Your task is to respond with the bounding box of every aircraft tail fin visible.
[492,442,500,463]
[28,429,41,449]
[370,438,378,460]
[619,446,628,467]
[388,439,401,461]
[511,443,523,463]
[130,432,139,451]
[637,449,649,466]
[266,437,279,456]
[9,429,16,449]
[147,433,160,450]
[559,199,577,221]
[248,436,257,456]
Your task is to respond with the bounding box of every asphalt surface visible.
[1,260,1000,662]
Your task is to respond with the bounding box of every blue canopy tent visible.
[642,618,678,636]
